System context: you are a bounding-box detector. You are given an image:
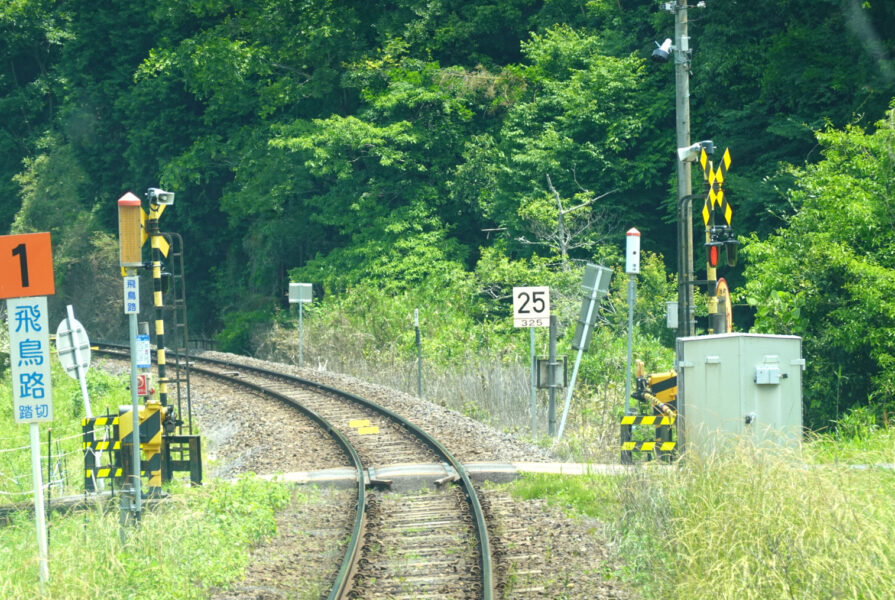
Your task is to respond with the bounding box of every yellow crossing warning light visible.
[117,192,143,267]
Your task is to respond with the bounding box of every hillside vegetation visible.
[2,1,895,431]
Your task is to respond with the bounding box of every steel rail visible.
[186,353,496,600]
[93,346,366,600]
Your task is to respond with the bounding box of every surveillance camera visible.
[677,143,703,163]
[677,140,715,162]
[146,187,175,205]
[651,38,673,63]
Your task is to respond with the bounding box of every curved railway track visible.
[95,346,495,600]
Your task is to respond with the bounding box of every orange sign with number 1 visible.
[0,233,55,299]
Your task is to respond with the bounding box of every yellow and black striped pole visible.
[703,153,718,333]
[700,148,732,334]
[146,202,169,407]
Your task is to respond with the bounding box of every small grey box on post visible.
[288,282,313,304]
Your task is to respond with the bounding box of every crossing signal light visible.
[725,238,739,267]
[706,241,723,268]
[707,225,739,268]
[117,192,143,267]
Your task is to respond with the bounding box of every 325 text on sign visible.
[513,286,550,328]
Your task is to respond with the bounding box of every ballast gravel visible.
[101,351,635,599]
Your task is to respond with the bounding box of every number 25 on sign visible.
[0,233,55,299]
[513,286,550,327]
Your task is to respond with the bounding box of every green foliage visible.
[479,25,662,255]
[0,0,71,232]
[300,264,490,367]
[0,475,292,599]
[692,0,895,233]
[741,107,895,427]
[215,308,279,355]
[1,0,893,438]
[806,414,895,465]
[509,470,621,521]
[0,357,131,507]
[0,309,8,378]
[511,433,895,599]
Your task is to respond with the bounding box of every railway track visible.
[95,346,495,600]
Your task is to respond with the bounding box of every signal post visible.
[1,232,56,587]
[118,192,145,523]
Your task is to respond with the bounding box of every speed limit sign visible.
[513,286,550,327]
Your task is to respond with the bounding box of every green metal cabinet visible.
[676,333,804,455]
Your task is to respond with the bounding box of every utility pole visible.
[674,0,694,341]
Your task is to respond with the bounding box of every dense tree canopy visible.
[742,107,895,425]
[2,0,894,425]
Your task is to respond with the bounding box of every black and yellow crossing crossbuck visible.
[701,147,732,226]
[699,147,738,335]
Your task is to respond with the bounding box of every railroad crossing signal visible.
[700,147,732,226]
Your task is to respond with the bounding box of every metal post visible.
[704,156,718,334]
[414,309,422,398]
[556,328,586,443]
[557,279,603,442]
[29,422,49,589]
[298,302,304,368]
[46,428,51,550]
[128,310,142,519]
[625,274,636,414]
[547,316,558,436]
[675,0,694,341]
[530,327,537,436]
[66,305,92,418]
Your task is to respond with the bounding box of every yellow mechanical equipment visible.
[621,360,678,462]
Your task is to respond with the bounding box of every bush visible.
[216,308,278,355]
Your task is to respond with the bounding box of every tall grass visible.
[511,434,895,599]
[254,317,658,458]
[0,362,131,508]
[256,319,544,429]
[0,476,292,600]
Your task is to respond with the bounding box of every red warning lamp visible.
[706,240,723,268]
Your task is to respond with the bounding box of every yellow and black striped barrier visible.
[82,404,168,493]
[621,440,676,453]
[620,415,675,426]
[85,466,123,480]
[620,413,676,464]
[82,439,121,451]
[82,414,122,492]
[85,466,157,480]
[83,415,119,428]
[119,402,166,494]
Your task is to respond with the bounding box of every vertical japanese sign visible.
[1,233,56,424]
[124,275,139,314]
[8,297,53,423]
[0,232,54,587]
